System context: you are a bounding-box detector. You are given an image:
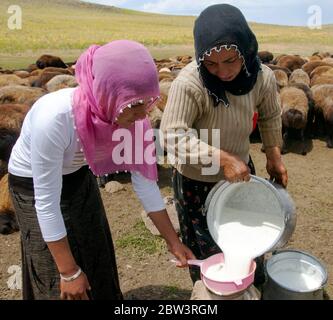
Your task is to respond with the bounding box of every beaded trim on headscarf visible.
[197,44,251,107]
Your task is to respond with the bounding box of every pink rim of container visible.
[188,253,257,296]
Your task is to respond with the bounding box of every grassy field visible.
[0,0,333,69]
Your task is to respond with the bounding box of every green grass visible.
[0,0,333,69]
[116,221,166,256]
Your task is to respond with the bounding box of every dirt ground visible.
[0,140,332,300]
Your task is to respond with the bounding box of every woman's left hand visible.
[265,147,288,188]
[168,240,196,268]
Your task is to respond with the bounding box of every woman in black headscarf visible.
[161,4,287,285]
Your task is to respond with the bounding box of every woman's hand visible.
[46,237,91,300]
[219,150,250,183]
[60,270,91,300]
[265,147,288,188]
[147,210,195,267]
[167,240,196,268]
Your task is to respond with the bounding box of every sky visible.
[84,0,333,26]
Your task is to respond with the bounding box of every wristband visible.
[60,267,82,282]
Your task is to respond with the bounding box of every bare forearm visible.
[148,210,180,246]
[46,237,78,276]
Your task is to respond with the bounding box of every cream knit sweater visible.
[160,61,282,182]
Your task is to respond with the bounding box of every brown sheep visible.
[272,54,287,65]
[322,57,333,64]
[0,174,18,235]
[0,74,28,88]
[30,67,73,88]
[0,85,46,107]
[276,55,307,71]
[258,51,274,64]
[26,64,38,73]
[312,51,331,59]
[289,69,310,87]
[0,104,29,131]
[302,61,333,75]
[0,104,30,163]
[311,84,333,148]
[266,64,292,76]
[41,67,73,75]
[280,86,311,155]
[273,70,288,89]
[31,71,65,88]
[36,54,67,69]
[0,104,30,234]
[308,55,322,62]
[13,70,30,79]
[310,66,333,79]
[45,75,78,92]
[311,75,333,87]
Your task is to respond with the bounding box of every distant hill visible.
[0,0,332,68]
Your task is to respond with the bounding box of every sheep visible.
[258,51,274,64]
[0,104,30,164]
[0,174,18,235]
[272,54,287,65]
[308,55,322,62]
[0,128,19,166]
[40,67,73,75]
[266,64,292,76]
[13,70,30,79]
[311,75,333,87]
[36,54,68,69]
[322,57,333,64]
[310,66,333,79]
[312,51,331,59]
[289,69,310,87]
[31,68,73,88]
[280,86,311,155]
[276,55,307,72]
[0,85,46,107]
[273,69,289,89]
[311,84,333,148]
[46,75,78,92]
[0,74,28,88]
[302,61,333,76]
[26,64,38,73]
[0,104,30,235]
[31,71,65,88]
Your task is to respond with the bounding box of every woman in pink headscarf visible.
[8,40,194,300]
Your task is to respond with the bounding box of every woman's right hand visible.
[220,151,250,183]
[60,271,91,300]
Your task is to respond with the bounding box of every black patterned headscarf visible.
[194,4,261,107]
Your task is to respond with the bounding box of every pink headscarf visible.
[72,40,160,180]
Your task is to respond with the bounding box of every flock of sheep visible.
[258,51,333,154]
[0,51,333,235]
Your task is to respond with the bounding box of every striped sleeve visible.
[257,69,283,148]
[160,79,221,171]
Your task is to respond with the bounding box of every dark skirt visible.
[8,166,123,300]
[172,157,265,286]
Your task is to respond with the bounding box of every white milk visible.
[271,270,321,291]
[206,208,282,281]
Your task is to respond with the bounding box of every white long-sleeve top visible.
[9,88,165,242]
